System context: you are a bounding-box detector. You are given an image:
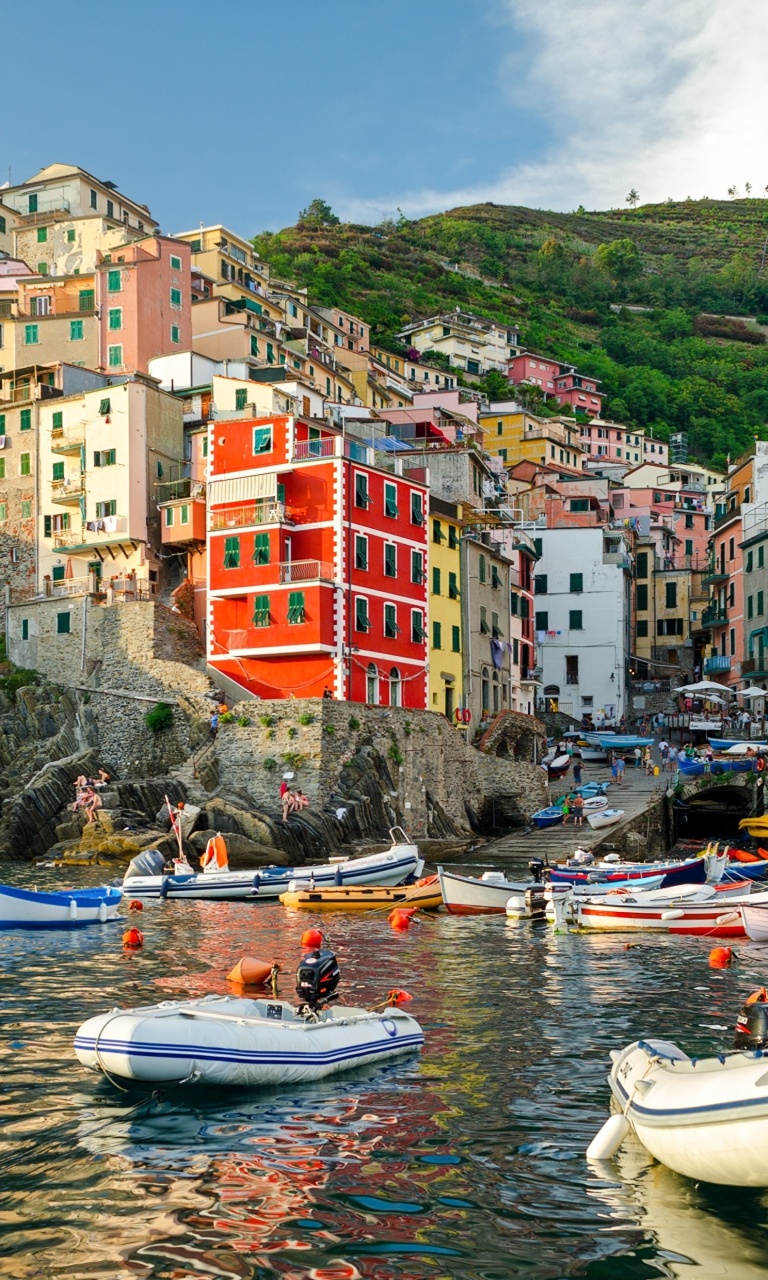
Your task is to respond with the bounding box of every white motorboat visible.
[437,866,545,916]
[123,828,422,901]
[585,808,624,830]
[74,993,424,1086]
[555,881,767,936]
[589,1037,768,1186]
[579,748,608,763]
[0,883,122,928]
[740,900,768,941]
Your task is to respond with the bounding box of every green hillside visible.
[254,199,768,470]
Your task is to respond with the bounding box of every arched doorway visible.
[366,663,379,705]
[544,683,560,714]
[390,667,401,707]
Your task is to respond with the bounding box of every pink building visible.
[552,371,603,414]
[612,485,711,569]
[96,236,192,375]
[508,351,603,414]
[644,437,669,464]
[508,352,563,392]
[579,421,643,465]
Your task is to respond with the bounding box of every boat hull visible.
[437,866,543,915]
[741,902,768,940]
[74,996,424,1086]
[279,881,442,911]
[608,1039,768,1186]
[124,847,422,901]
[0,884,122,928]
[585,809,624,830]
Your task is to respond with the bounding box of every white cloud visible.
[338,0,768,221]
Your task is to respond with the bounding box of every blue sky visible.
[4,0,765,240]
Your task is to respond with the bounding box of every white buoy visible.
[99,901,107,922]
[69,899,78,920]
[586,1113,630,1161]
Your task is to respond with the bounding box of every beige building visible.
[463,531,513,726]
[2,163,157,234]
[9,273,100,372]
[14,215,136,280]
[395,310,520,375]
[174,225,271,303]
[36,375,184,592]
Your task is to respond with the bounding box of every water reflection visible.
[3,866,768,1276]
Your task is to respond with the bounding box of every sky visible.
[4,0,768,239]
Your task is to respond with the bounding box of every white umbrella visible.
[739,687,767,699]
[676,681,733,694]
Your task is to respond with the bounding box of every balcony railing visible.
[714,501,742,530]
[278,559,334,583]
[51,429,85,453]
[702,564,729,585]
[210,499,290,531]
[155,478,205,504]
[292,437,373,465]
[51,479,84,504]
[704,654,732,673]
[52,516,128,549]
[701,604,728,627]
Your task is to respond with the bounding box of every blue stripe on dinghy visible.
[0,918,121,929]
[0,884,121,905]
[74,1033,425,1065]
[612,1072,768,1122]
[154,856,417,896]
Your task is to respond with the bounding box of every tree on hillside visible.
[298,199,340,227]
[626,189,639,209]
[727,185,741,199]
[594,238,642,283]
[539,237,565,259]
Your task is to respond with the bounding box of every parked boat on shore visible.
[585,808,624,830]
[0,883,122,929]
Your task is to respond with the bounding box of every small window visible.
[354,473,369,508]
[190,239,201,253]
[747,550,754,573]
[411,610,426,643]
[107,269,122,292]
[432,620,442,649]
[452,625,461,653]
[253,594,270,627]
[384,543,397,577]
[57,612,71,634]
[535,574,548,594]
[235,387,248,411]
[535,611,548,631]
[491,612,502,638]
[108,308,122,330]
[384,604,399,638]
[106,199,114,219]
[52,461,65,482]
[637,620,648,637]
[491,565,501,590]
[20,453,31,476]
[21,619,29,641]
[164,507,175,527]
[253,425,272,454]
[569,610,583,630]
[355,534,368,571]
[479,554,486,584]
[448,571,459,600]
[432,566,441,595]
[178,504,189,524]
[223,535,240,568]
[570,573,583,593]
[758,591,765,616]
[28,194,38,213]
[636,551,648,579]
[170,287,182,308]
[665,582,677,609]
[21,500,31,519]
[287,591,306,624]
[410,491,424,524]
[569,499,589,512]
[170,255,182,271]
[24,324,39,345]
[432,519,445,544]
[448,525,458,549]
[253,533,270,565]
[355,597,370,631]
[37,226,47,244]
[20,408,32,431]
[636,584,648,611]
[89,189,98,210]
[384,482,398,518]
[95,500,116,518]
[171,324,181,344]
[480,606,490,634]
[70,320,84,341]
[107,345,123,368]
[411,550,424,583]
[250,335,259,357]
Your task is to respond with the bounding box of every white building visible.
[533,526,633,723]
[395,310,520,376]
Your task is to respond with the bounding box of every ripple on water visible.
[1,865,768,1277]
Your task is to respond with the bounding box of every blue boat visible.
[572,782,610,797]
[0,883,122,928]
[711,759,755,775]
[531,806,565,830]
[677,760,705,777]
[722,859,768,882]
[706,739,741,751]
[582,734,654,750]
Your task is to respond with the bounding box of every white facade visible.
[395,311,520,375]
[533,526,632,723]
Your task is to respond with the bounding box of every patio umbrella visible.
[676,681,733,694]
[739,687,767,698]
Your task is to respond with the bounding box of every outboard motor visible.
[124,849,166,881]
[296,949,340,1010]
[734,989,768,1049]
[528,858,546,883]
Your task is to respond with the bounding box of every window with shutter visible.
[252,533,270,565]
[479,555,486,583]
[411,611,425,642]
[384,483,398,518]
[253,426,272,454]
[535,611,548,631]
[384,604,399,638]
[570,573,583,593]
[287,591,305,624]
[480,606,490,634]
[108,308,122,330]
[411,550,424,583]
[448,571,460,599]
[235,388,247,410]
[253,594,270,627]
[164,507,175,527]
[20,409,31,431]
[223,536,240,568]
[383,543,396,577]
[448,525,458,549]
[432,620,442,649]
[354,473,369,507]
[57,612,71,634]
[569,610,583,630]
[52,462,64,482]
[432,519,445,543]
[20,453,30,476]
[170,288,182,308]
[452,625,461,652]
[432,566,441,594]
[355,535,368,571]
[355,598,370,631]
[410,492,423,524]
[491,565,501,589]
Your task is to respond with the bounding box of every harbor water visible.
[3,865,768,1279]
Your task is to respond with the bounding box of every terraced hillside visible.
[254,200,768,469]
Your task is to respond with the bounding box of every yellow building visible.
[478,407,585,470]
[174,225,272,305]
[633,535,703,678]
[7,273,100,372]
[428,497,464,719]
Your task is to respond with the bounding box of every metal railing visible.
[702,604,728,626]
[704,655,731,673]
[210,500,289,531]
[278,559,334,583]
[156,478,205,504]
[51,479,84,502]
[714,502,742,530]
[51,429,85,452]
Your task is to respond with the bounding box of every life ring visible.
[757,757,765,773]
[201,833,229,872]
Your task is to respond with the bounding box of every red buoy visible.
[709,946,735,968]
[123,927,144,949]
[388,910,411,932]
[128,899,143,911]
[301,928,323,949]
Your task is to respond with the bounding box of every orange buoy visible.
[387,989,413,1005]
[301,928,324,950]
[128,899,143,911]
[123,927,144,949]
[745,987,768,1005]
[709,946,735,968]
[388,910,411,931]
[227,956,274,987]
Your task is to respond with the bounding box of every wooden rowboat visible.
[279,877,443,912]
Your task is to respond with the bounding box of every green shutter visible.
[56,612,70,634]
[235,387,247,410]
[384,604,398,637]
[253,594,270,626]
[44,515,52,537]
[67,228,75,242]
[108,308,122,330]
[170,287,181,307]
[52,462,64,481]
[20,408,32,431]
[21,619,28,640]
[535,574,547,594]
[384,483,398,518]
[107,269,122,292]
[355,535,368,570]
[355,598,369,631]
[432,620,442,649]
[535,611,548,631]
[20,453,30,476]
[223,536,240,568]
[448,525,458,549]
[253,426,272,454]
[37,226,47,243]
[287,591,305,624]
[570,572,583,593]
[355,474,369,506]
[24,325,38,345]
[452,625,461,652]
[252,533,270,565]
[52,411,63,430]
[569,610,583,630]
[449,571,460,599]
[384,544,396,576]
[107,346,122,367]
[432,566,441,594]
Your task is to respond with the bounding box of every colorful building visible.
[508,351,603,415]
[479,405,585,471]
[395,311,520,375]
[1,163,157,234]
[95,236,192,375]
[578,419,644,465]
[206,415,429,705]
[428,497,464,719]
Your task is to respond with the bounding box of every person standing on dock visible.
[573,760,583,786]
[615,756,625,786]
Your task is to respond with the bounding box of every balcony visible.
[702,565,729,586]
[701,604,728,627]
[51,429,85,454]
[278,559,334,584]
[210,499,292,531]
[155,478,205,505]
[292,437,373,465]
[51,478,84,504]
[52,516,129,550]
[714,502,742,531]
[704,655,732,674]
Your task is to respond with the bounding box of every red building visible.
[508,351,603,415]
[206,414,429,705]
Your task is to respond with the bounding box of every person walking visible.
[633,746,642,769]
[659,739,670,770]
[615,756,625,786]
[611,757,620,786]
[209,711,219,739]
[573,760,583,786]
[643,746,653,775]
